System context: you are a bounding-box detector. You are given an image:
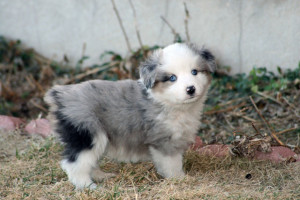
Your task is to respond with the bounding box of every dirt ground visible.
[1,129,299,200]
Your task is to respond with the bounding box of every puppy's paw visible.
[88,183,97,190]
[72,178,96,190]
[162,170,185,179]
[75,183,97,190]
[172,170,185,178]
[91,168,116,183]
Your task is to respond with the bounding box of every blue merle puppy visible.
[44,43,216,189]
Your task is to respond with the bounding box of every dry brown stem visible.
[28,74,44,93]
[111,0,132,52]
[251,122,263,136]
[205,102,246,115]
[160,16,178,39]
[128,0,143,50]
[64,61,119,84]
[275,127,297,136]
[183,2,190,43]
[256,91,283,106]
[81,42,86,58]
[231,112,257,122]
[29,99,48,112]
[249,96,284,146]
[282,96,300,117]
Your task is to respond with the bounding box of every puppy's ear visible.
[187,43,217,73]
[200,49,217,73]
[139,49,162,89]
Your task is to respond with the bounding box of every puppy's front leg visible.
[149,147,185,178]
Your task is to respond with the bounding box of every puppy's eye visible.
[169,75,177,82]
[191,69,198,75]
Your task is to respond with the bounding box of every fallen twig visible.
[251,122,263,137]
[256,91,283,106]
[29,99,48,112]
[28,74,45,93]
[222,113,234,130]
[241,115,257,123]
[215,96,247,108]
[32,49,52,65]
[231,112,257,122]
[25,75,36,89]
[249,96,284,146]
[205,102,246,115]
[249,96,273,133]
[275,127,297,136]
[64,61,119,84]
[282,97,300,117]
[272,134,284,146]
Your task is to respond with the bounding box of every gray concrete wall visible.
[1,0,299,74]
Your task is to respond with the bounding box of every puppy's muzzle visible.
[186,86,196,96]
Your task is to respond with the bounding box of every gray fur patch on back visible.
[47,79,186,158]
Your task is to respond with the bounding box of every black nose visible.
[186,86,195,95]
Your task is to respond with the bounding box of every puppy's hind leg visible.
[61,133,109,189]
[89,134,116,183]
[61,151,97,189]
[149,147,185,178]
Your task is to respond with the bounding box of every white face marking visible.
[150,43,210,105]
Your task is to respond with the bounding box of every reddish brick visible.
[196,144,231,157]
[24,118,52,138]
[254,146,297,163]
[190,136,204,150]
[0,115,25,131]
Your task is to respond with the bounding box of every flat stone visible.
[0,115,25,131]
[254,146,298,163]
[24,118,52,138]
[196,144,231,157]
[194,144,299,163]
[190,136,204,150]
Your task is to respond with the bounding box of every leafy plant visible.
[206,65,300,107]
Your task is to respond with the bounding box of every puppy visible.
[44,43,216,189]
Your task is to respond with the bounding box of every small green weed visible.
[207,65,300,106]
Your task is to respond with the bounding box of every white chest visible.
[157,104,204,141]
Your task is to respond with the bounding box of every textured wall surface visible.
[1,0,299,73]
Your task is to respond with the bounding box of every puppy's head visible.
[139,43,216,105]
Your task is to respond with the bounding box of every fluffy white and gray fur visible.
[44,43,216,189]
